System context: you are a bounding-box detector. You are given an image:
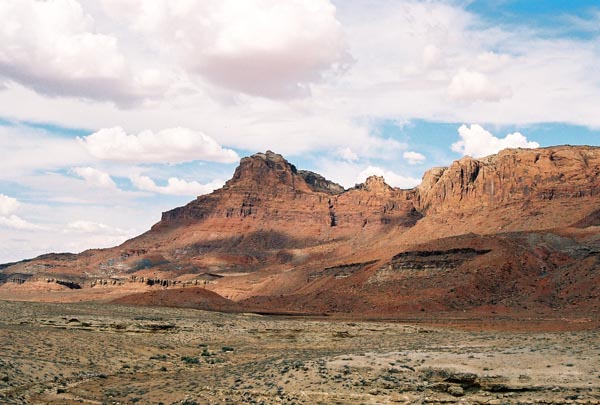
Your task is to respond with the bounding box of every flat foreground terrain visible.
[1,301,599,404]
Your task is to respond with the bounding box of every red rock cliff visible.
[158,151,419,235]
[416,146,600,214]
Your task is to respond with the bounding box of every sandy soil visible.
[1,300,599,404]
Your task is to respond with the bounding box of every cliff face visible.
[224,150,311,193]
[137,151,423,278]
[297,170,345,194]
[332,176,421,228]
[158,151,418,234]
[3,145,600,318]
[159,146,600,240]
[416,146,600,214]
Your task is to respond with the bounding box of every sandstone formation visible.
[1,146,600,318]
[110,287,241,312]
[419,146,600,210]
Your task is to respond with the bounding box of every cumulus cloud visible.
[72,167,117,189]
[0,0,169,105]
[451,124,540,158]
[403,151,426,165]
[67,220,111,233]
[0,194,19,216]
[0,125,92,178]
[101,0,347,98]
[4,0,600,262]
[0,215,43,231]
[357,166,421,189]
[0,194,42,230]
[78,127,239,164]
[336,147,359,161]
[130,174,224,196]
[422,44,445,69]
[0,198,151,261]
[1,0,600,138]
[476,52,511,73]
[447,70,512,102]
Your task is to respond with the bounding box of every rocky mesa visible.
[1,146,600,319]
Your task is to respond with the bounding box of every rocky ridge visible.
[2,146,600,318]
[417,146,600,213]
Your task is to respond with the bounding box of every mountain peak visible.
[5,145,600,321]
[354,175,395,194]
[250,150,291,165]
[224,150,299,190]
[223,151,344,194]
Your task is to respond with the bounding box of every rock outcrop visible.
[416,146,600,213]
[157,147,600,235]
[3,145,600,318]
[297,170,345,194]
[157,151,418,234]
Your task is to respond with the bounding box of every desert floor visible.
[1,301,599,404]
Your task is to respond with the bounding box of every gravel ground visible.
[1,301,599,404]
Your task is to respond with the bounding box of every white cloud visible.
[0,194,42,231]
[101,0,347,98]
[357,166,421,189]
[0,0,170,105]
[2,1,600,160]
[66,220,134,238]
[1,0,600,135]
[67,220,111,233]
[336,147,359,161]
[447,70,512,102]
[0,125,92,178]
[0,194,19,216]
[451,124,540,158]
[0,189,171,262]
[72,167,117,189]
[63,234,132,253]
[3,0,600,263]
[403,151,426,165]
[78,127,239,164]
[422,44,444,69]
[0,214,43,231]
[130,174,224,196]
[476,51,511,73]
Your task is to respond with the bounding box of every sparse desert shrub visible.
[221,346,234,352]
[181,356,200,364]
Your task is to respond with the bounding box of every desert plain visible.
[1,299,599,405]
[2,147,600,404]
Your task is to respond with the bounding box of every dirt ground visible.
[1,301,599,404]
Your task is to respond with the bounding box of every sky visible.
[1,0,600,262]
